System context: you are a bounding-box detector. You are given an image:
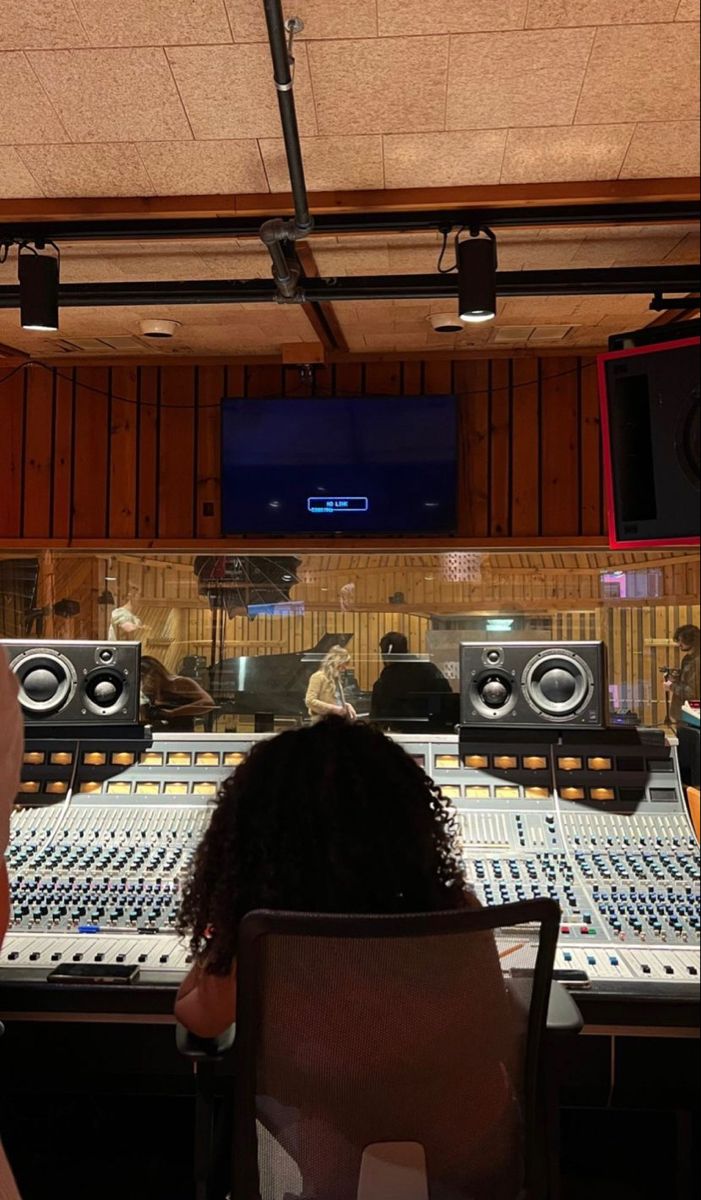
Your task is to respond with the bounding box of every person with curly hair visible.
[176,717,473,1035]
[175,719,522,1199]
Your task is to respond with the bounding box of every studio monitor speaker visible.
[599,337,700,548]
[460,641,607,730]
[2,640,141,726]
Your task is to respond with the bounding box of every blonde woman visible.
[305,646,357,722]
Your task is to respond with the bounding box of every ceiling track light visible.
[437,224,498,324]
[457,226,498,325]
[18,240,60,332]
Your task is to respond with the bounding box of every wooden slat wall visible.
[0,357,605,545]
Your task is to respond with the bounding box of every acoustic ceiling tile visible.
[73,1,233,46]
[377,1,528,36]
[0,1,87,49]
[447,29,595,129]
[309,37,449,135]
[53,245,137,284]
[663,230,701,264]
[167,43,317,139]
[260,136,384,192]
[0,149,43,198]
[501,125,634,183]
[495,233,584,271]
[527,1,679,27]
[16,142,155,196]
[499,296,584,321]
[571,229,688,267]
[139,140,268,195]
[312,243,392,275]
[576,23,700,124]
[383,130,507,189]
[28,48,192,142]
[621,120,701,178]
[0,52,69,142]
[225,1,377,41]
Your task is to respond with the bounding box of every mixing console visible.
[1,729,699,1023]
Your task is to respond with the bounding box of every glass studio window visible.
[0,550,698,732]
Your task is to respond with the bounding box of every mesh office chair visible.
[214,899,561,1200]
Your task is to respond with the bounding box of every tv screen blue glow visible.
[221,395,458,536]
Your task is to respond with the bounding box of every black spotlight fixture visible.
[18,241,60,332]
[457,226,498,325]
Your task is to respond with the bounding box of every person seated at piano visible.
[371,632,453,723]
[305,645,357,722]
[0,650,25,1199]
[175,720,521,1198]
[140,656,216,733]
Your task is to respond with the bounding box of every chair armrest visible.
[176,1022,236,1061]
[547,981,584,1038]
[506,978,583,1039]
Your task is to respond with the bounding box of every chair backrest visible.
[232,899,560,1200]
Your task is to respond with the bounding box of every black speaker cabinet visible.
[598,336,700,548]
[460,641,607,730]
[2,640,141,726]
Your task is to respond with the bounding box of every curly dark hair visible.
[178,718,472,974]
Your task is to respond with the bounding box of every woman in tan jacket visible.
[305,646,357,722]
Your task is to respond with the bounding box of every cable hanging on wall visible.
[0,358,600,410]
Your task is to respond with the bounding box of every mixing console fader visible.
[1,729,699,1019]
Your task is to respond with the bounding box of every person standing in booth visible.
[0,650,24,1200]
[108,584,144,642]
[665,625,701,725]
[305,646,357,722]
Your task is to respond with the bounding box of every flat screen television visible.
[221,395,458,536]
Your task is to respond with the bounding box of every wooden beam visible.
[0,178,697,223]
[0,536,612,553]
[0,342,29,361]
[296,242,349,354]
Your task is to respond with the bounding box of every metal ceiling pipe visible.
[262,1,313,238]
[259,1,313,300]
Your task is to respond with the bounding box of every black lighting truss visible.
[0,200,698,245]
[0,265,698,309]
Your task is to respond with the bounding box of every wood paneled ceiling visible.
[0,1,698,198]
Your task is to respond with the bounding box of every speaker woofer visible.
[11,649,78,717]
[522,649,594,721]
[82,668,129,717]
